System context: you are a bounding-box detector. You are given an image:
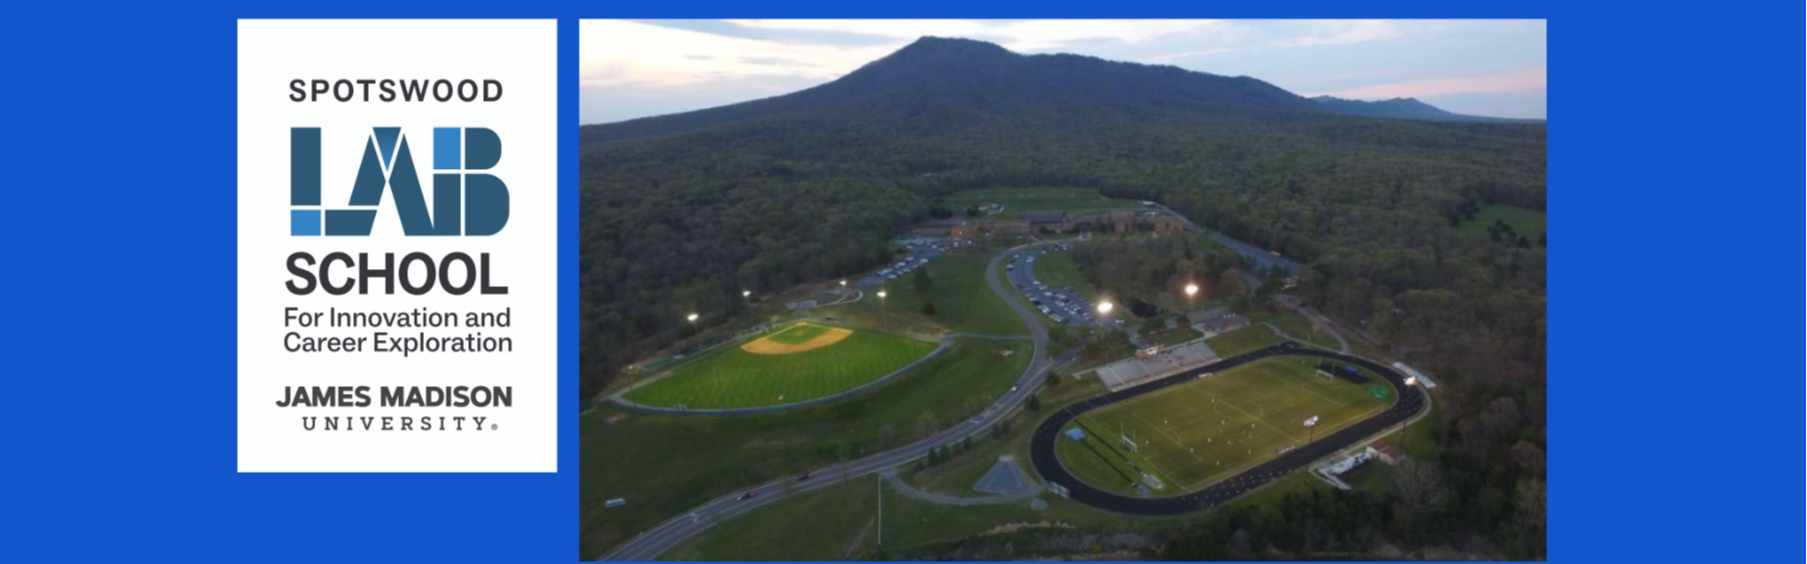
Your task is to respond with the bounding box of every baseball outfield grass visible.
[582,338,1035,558]
[624,322,939,410]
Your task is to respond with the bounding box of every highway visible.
[1028,343,1428,516]
[599,241,1060,561]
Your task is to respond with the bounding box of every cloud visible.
[1277,20,1403,48]
[1303,68,1547,100]
[579,20,900,90]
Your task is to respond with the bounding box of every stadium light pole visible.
[741,290,754,331]
[876,289,888,325]
[1400,376,1419,453]
[686,312,699,338]
[1184,282,1199,314]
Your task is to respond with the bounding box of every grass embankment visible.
[1029,252,1097,301]
[1204,326,1284,359]
[582,338,1033,559]
[1246,307,1342,351]
[661,377,1181,561]
[827,252,1026,337]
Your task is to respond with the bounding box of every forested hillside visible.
[1312,95,1545,123]
[580,37,1547,410]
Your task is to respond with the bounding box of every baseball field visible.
[1055,356,1394,496]
[622,322,940,410]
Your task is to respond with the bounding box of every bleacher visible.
[1316,361,1370,384]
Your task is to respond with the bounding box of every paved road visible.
[1028,343,1427,516]
[1146,202,1301,277]
[1272,295,1350,354]
[599,242,1061,561]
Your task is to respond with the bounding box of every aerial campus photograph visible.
[579,20,1547,561]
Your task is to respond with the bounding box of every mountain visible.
[580,36,1545,559]
[1312,95,1543,123]
[578,36,1545,410]
[582,37,1325,146]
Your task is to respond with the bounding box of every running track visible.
[1028,343,1428,515]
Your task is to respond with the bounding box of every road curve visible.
[599,242,1058,561]
[1029,343,1427,516]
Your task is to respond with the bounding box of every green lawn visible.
[657,368,1415,561]
[1204,326,1283,359]
[583,338,1033,559]
[1144,323,1205,345]
[1056,357,1393,496]
[660,476,885,561]
[624,324,939,410]
[1247,308,1342,351]
[829,253,1027,337]
[664,397,1184,561]
[904,410,1035,497]
[1029,252,1098,301]
[1458,204,1546,243]
[942,188,1146,216]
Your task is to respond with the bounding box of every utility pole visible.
[876,476,883,548]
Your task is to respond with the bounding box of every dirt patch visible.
[741,325,853,355]
[982,521,1076,537]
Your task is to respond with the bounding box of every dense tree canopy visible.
[579,36,1544,557]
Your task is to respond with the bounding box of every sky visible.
[579,19,1546,125]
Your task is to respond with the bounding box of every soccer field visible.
[1055,357,1394,496]
[624,322,940,410]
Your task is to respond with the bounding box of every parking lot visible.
[1006,243,1105,327]
[856,238,963,289]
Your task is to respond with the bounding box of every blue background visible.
[4,2,1800,563]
